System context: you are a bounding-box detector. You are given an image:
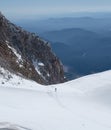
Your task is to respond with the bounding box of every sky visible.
[0,0,111,20]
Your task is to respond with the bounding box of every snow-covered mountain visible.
[0,12,65,85]
[0,66,111,130]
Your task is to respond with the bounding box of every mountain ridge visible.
[0,12,65,85]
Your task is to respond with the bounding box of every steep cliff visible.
[0,12,65,85]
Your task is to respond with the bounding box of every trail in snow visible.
[47,90,69,110]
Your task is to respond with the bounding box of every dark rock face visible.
[0,12,65,85]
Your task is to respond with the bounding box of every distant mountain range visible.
[40,28,111,79]
[16,17,111,34]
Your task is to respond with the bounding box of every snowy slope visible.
[0,66,111,130]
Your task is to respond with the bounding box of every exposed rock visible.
[0,12,65,85]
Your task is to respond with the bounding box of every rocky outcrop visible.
[0,12,65,85]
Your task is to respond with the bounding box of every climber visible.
[55,87,57,92]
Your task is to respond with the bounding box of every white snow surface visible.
[7,43,23,64]
[0,66,111,130]
[38,62,45,67]
[33,60,46,80]
[33,60,42,76]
